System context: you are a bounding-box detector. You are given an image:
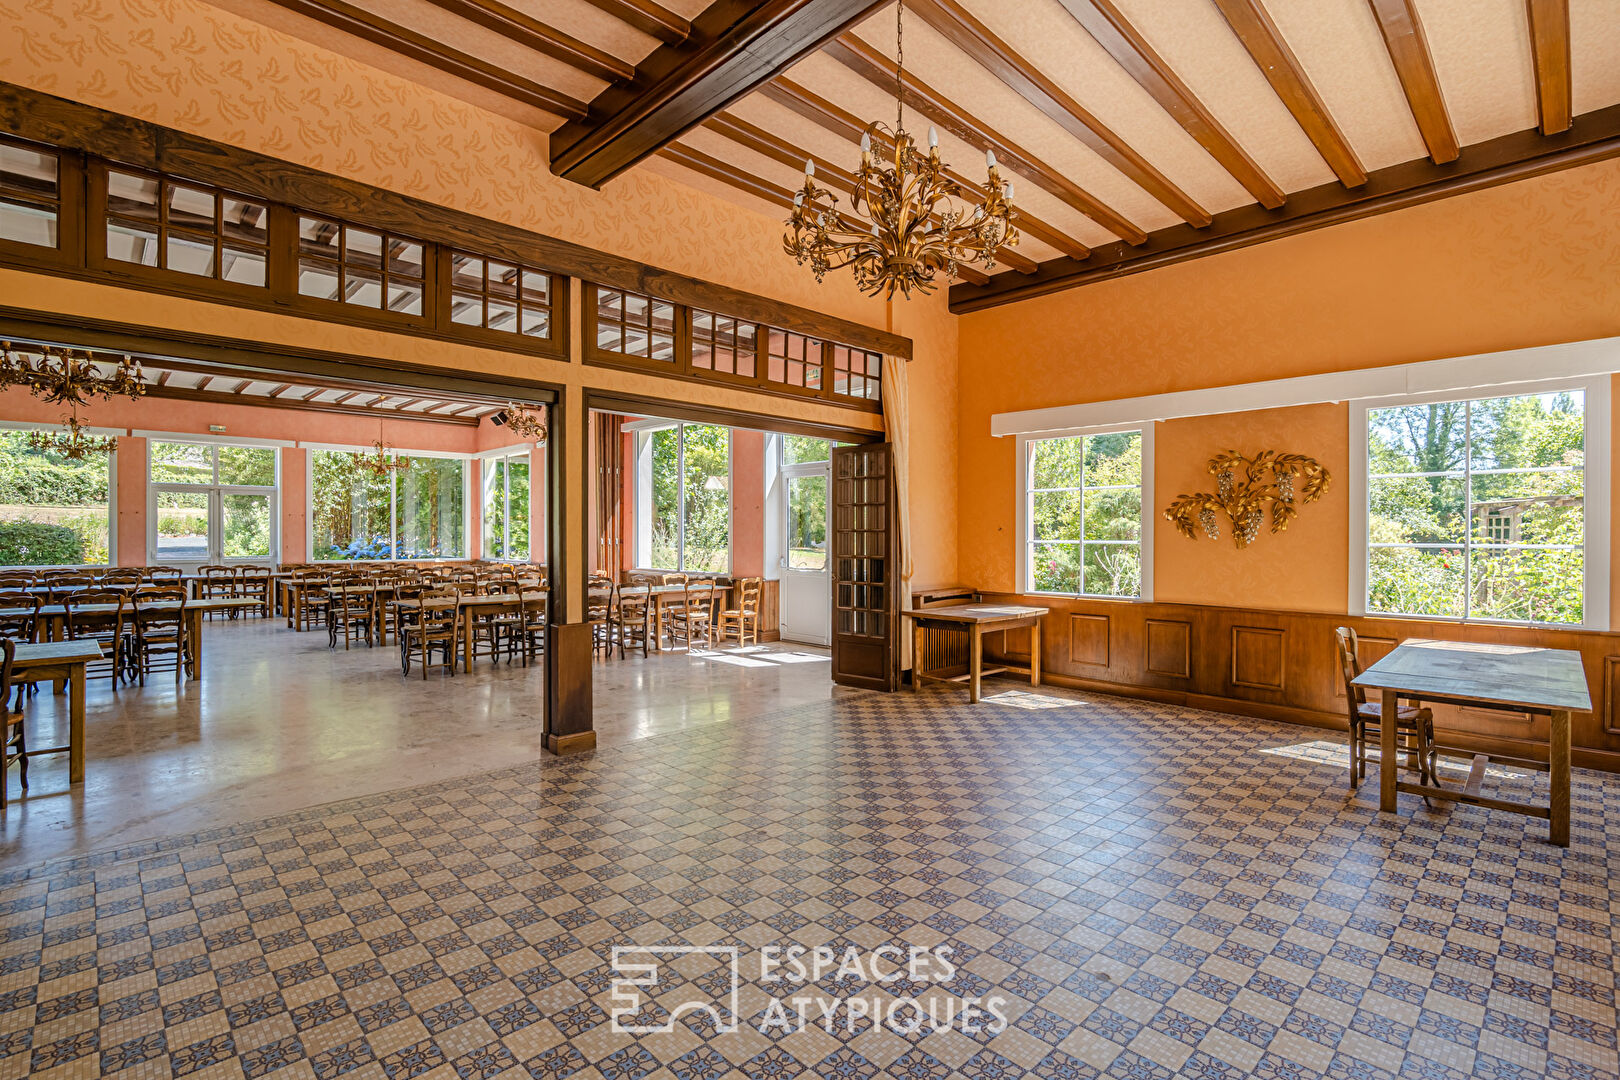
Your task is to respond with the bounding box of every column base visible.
[546,731,597,755]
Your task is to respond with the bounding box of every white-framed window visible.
[147,438,278,564]
[1017,425,1153,599]
[631,421,731,573]
[308,446,467,560]
[0,425,116,566]
[1350,376,1609,628]
[481,447,531,561]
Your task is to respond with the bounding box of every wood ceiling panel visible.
[1570,0,1620,114]
[1409,0,1538,145]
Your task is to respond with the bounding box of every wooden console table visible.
[903,603,1048,703]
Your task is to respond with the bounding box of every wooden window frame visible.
[584,283,681,367]
[830,343,882,403]
[293,213,432,327]
[440,249,564,355]
[688,306,760,387]
[0,137,83,269]
[88,162,272,300]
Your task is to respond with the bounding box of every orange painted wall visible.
[958,158,1620,618]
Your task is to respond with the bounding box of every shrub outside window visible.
[0,428,111,565]
[1022,429,1147,599]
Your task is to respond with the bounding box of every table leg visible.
[463,609,474,672]
[911,618,922,691]
[68,663,85,784]
[1379,688,1398,812]
[969,625,982,704]
[185,608,203,679]
[654,598,666,652]
[1030,620,1042,687]
[1549,709,1570,847]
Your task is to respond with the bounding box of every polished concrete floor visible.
[0,681,1614,1080]
[0,616,840,867]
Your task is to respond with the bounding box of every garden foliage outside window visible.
[637,423,730,573]
[1025,431,1143,598]
[0,429,111,565]
[1366,389,1586,624]
[312,450,465,560]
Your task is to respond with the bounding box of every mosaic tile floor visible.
[1,686,1616,1080]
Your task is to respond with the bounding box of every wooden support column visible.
[545,281,595,755]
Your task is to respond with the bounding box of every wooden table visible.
[392,594,543,671]
[1353,638,1591,846]
[903,603,1049,703]
[11,640,102,783]
[589,585,727,652]
[3,598,260,679]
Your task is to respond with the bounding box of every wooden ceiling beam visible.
[262,0,588,120]
[824,34,1149,244]
[701,111,1044,270]
[758,80,1090,259]
[419,0,635,84]
[142,385,481,426]
[1054,0,1286,208]
[1366,0,1459,163]
[1526,0,1572,136]
[657,142,993,284]
[550,0,889,188]
[1210,0,1367,187]
[579,0,691,45]
[949,103,1620,312]
[128,354,499,409]
[908,0,1210,226]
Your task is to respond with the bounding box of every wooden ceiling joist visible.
[908,0,1211,227]
[1526,0,1572,136]
[657,142,993,284]
[758,80,1089,259]
[143,385,481,426]
[700,111,1040,271]
[1054,0,1286,209]
[1211,0,1367,187]
[580,0,691,45]
[263,0,589,120]
[950,102,1620,312]
[824,35,1148,244]
[1366,0,1460,163]
[550,0,890,188]
[420,0,635,83]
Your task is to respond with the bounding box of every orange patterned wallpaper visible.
[958,158,1620,616]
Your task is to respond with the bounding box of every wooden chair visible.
[238,566,273,617]
[328,584,374,650]
[586,576,615,658]
[667,581,717,651]
[469,595,522,666]
[145,566,184,585]
[1,640,26,805]
[45,574,94,600]
[199,565,239,619]
[292,571,332,631]
[614,585,653,659]
[399,589,458,678]
[0,572,36,588]
[518,590,547,666]
[130,593,189,684]
[100,568,144,586]
[64,591,129,687]
[1335,627,1438,789]
[0,594,39,645]
[716,578,763,646]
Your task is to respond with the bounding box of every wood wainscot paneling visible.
[978,593,1620,772]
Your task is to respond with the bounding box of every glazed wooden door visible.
[830,443,899,691]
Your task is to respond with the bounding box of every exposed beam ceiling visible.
[419,0,635,83]
[143,384,482,426]
[1366,0,1460,164]
[1210,0,1367,188]
[1526,0,1572,136]
[907,0,1210,226]
[550,0,892,188]
[262,0,589,120]
[580,0,691,45]
[950,104,1620,312]
[824,34,1148,244]
[1053,0,1286,209]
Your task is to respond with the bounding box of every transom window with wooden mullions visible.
[449,252,553,340]
[592,287,677,362]
[103,168,269,287]
[0,137,63,251]
[766,329,823,392]
[298,216,426,316]
[691,309,756,378]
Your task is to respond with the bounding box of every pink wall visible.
[115,436,146,566]
[731,430,764,577]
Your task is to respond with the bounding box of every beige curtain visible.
[881,353,914,671]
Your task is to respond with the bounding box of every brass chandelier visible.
[783,0,1018,299]
[1,342,145,460]
[502,402,547,443]
[353,438,411,478]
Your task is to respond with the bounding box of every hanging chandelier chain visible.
[895,0,904,135]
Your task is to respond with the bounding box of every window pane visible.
[506,457,530,561]
[520,309,549,338]
[218,445,276,486]
[1470,470,1582,545]
[0,430,110,565]
[222,493,272,558]
[1031,489,1083,541]
[396,457,464,559]
[1369,475,1465,544]
[1030,543,1081,593]
[107,220,159,266]
[1471,548,1582,624]
[483,459,505,559]
[345,266,384,308]
[222,243,267,287]
[487,295,517,332]
[165,232,216,277]
[1083,544,1140,598]
[1030,437,1085,489]
[452,292,483,326]
[311,450,393,559]
[151,442,213,484]
[167,183,216,231]
[221,197,268,245]
[787,474,826,570]
[1469,391,1584,470]
[387,279,424,316]
[345,228,383,264]
[298,259,340,300]
[1368,402,1467,474]
[1084,486,1140,542]
[106,171,159,220]
[154,490,210,562]
[1368,546,1464,618]
[783,435,828,465]
[1,144,56,198]
[681,425,730,572]
[648,428,679,569]
[0,199,57,247]
[521,271,549,305]
[391,241,424,280]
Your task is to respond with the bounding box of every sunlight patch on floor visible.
[688,647,831,668]
[1261,739,1535,779]
[981,690,1082,709]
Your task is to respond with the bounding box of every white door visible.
[778,465,831,645]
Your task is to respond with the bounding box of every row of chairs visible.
[0,589,192,687]
[586,575,763,659]
[394,590,549,678]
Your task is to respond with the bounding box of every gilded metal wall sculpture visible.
[1164,450,1330,549]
